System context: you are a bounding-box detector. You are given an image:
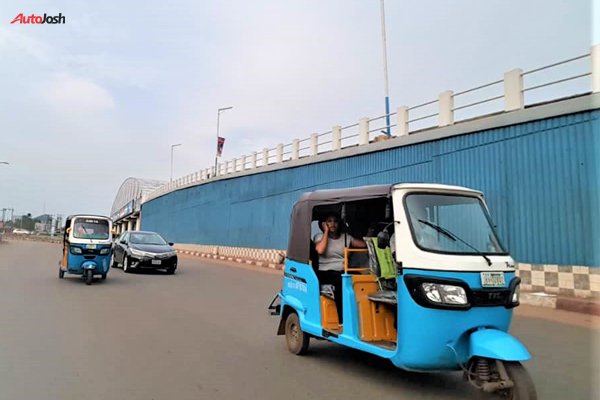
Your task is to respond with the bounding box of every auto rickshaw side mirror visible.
[377,230,390,249]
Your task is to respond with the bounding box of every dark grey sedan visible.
[112,231,177,274]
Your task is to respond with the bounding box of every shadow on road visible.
[300,340,476,399]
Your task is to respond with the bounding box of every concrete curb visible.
[520,291,600,316]
[174,249,283,270]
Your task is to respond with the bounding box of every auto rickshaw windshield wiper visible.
[417,219,492,266]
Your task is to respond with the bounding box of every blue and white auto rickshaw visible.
[269,183,536,399]
[59,215,113,285]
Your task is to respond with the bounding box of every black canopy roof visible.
[287,184,393,263]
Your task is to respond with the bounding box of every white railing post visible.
[277,144,284,163]
[310,133,318,156]
[251,152,257,169]
[262,148,269,166]
[233,158,239,172]
[332,126,342,151]
[504,68,524,111]
[592,44,600,93]
[358,117,369,145]
[438,91,454,127]
[292,139,300,160]
[396,106,409,136]
[242,155,247,170]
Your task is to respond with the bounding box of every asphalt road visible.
[0,240,598,400]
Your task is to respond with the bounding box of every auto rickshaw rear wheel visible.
[58,268,64,279]
[285,312,309,355]
[85,270,93,285]
[101,273,107,280]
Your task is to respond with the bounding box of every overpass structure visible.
[110,177,165,234]
[113,44,600,298]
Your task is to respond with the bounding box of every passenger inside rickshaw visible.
[311,198,398,345]
[72,220,109,240]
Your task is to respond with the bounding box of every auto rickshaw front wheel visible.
[285,312,309,355]
[468,359,537,400]
[500,362,537,400]
[85,270,93,285]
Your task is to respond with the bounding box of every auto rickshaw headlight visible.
[71,246,82,254]
[422,283,468,305]
[99,247,110,255]
[422,283,442,303]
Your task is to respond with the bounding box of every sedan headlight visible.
[421,283,468,305]
[71,246,82,254]
[130,248,151,257]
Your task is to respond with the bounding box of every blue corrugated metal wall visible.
[142,109,600,266]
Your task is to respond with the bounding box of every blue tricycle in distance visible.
[59,215,113,285]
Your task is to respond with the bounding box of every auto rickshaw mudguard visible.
[469,329,531,361]
[82,261,97,270]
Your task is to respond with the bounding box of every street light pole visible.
[170,144,182,183]
[0,162,9,165]
[380,0,391,136]
[214,106,233,175]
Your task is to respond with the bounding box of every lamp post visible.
[0,162,9,165]
[380,0,391,136]
[170,144,182,183]
[214,106,233,175]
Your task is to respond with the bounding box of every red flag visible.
[216,136,225,157]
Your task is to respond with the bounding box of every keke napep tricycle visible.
[269,183,536,399]
[59,215,113,285]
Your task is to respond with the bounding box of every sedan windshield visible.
[405,193,507,255]
[129,232,167,245]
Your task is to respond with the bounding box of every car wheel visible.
[123,256,131,273]
[166,267,176,275]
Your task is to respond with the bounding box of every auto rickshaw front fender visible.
[469,329,531,361]
[82,261,97,270]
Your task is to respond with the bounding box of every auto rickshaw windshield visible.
[405,193,507,255]
[73,219,110,240]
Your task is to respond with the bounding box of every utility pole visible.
[379,0,391,136]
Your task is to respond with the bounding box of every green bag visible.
[371,238,396,279]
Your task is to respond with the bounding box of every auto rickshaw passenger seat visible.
[366,237,397,305]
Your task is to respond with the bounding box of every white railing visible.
[146,44,599,202]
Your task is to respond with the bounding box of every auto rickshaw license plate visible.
[480,272,505,287]
[86,244,96,249]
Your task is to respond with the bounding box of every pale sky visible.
[0,0,593,218]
